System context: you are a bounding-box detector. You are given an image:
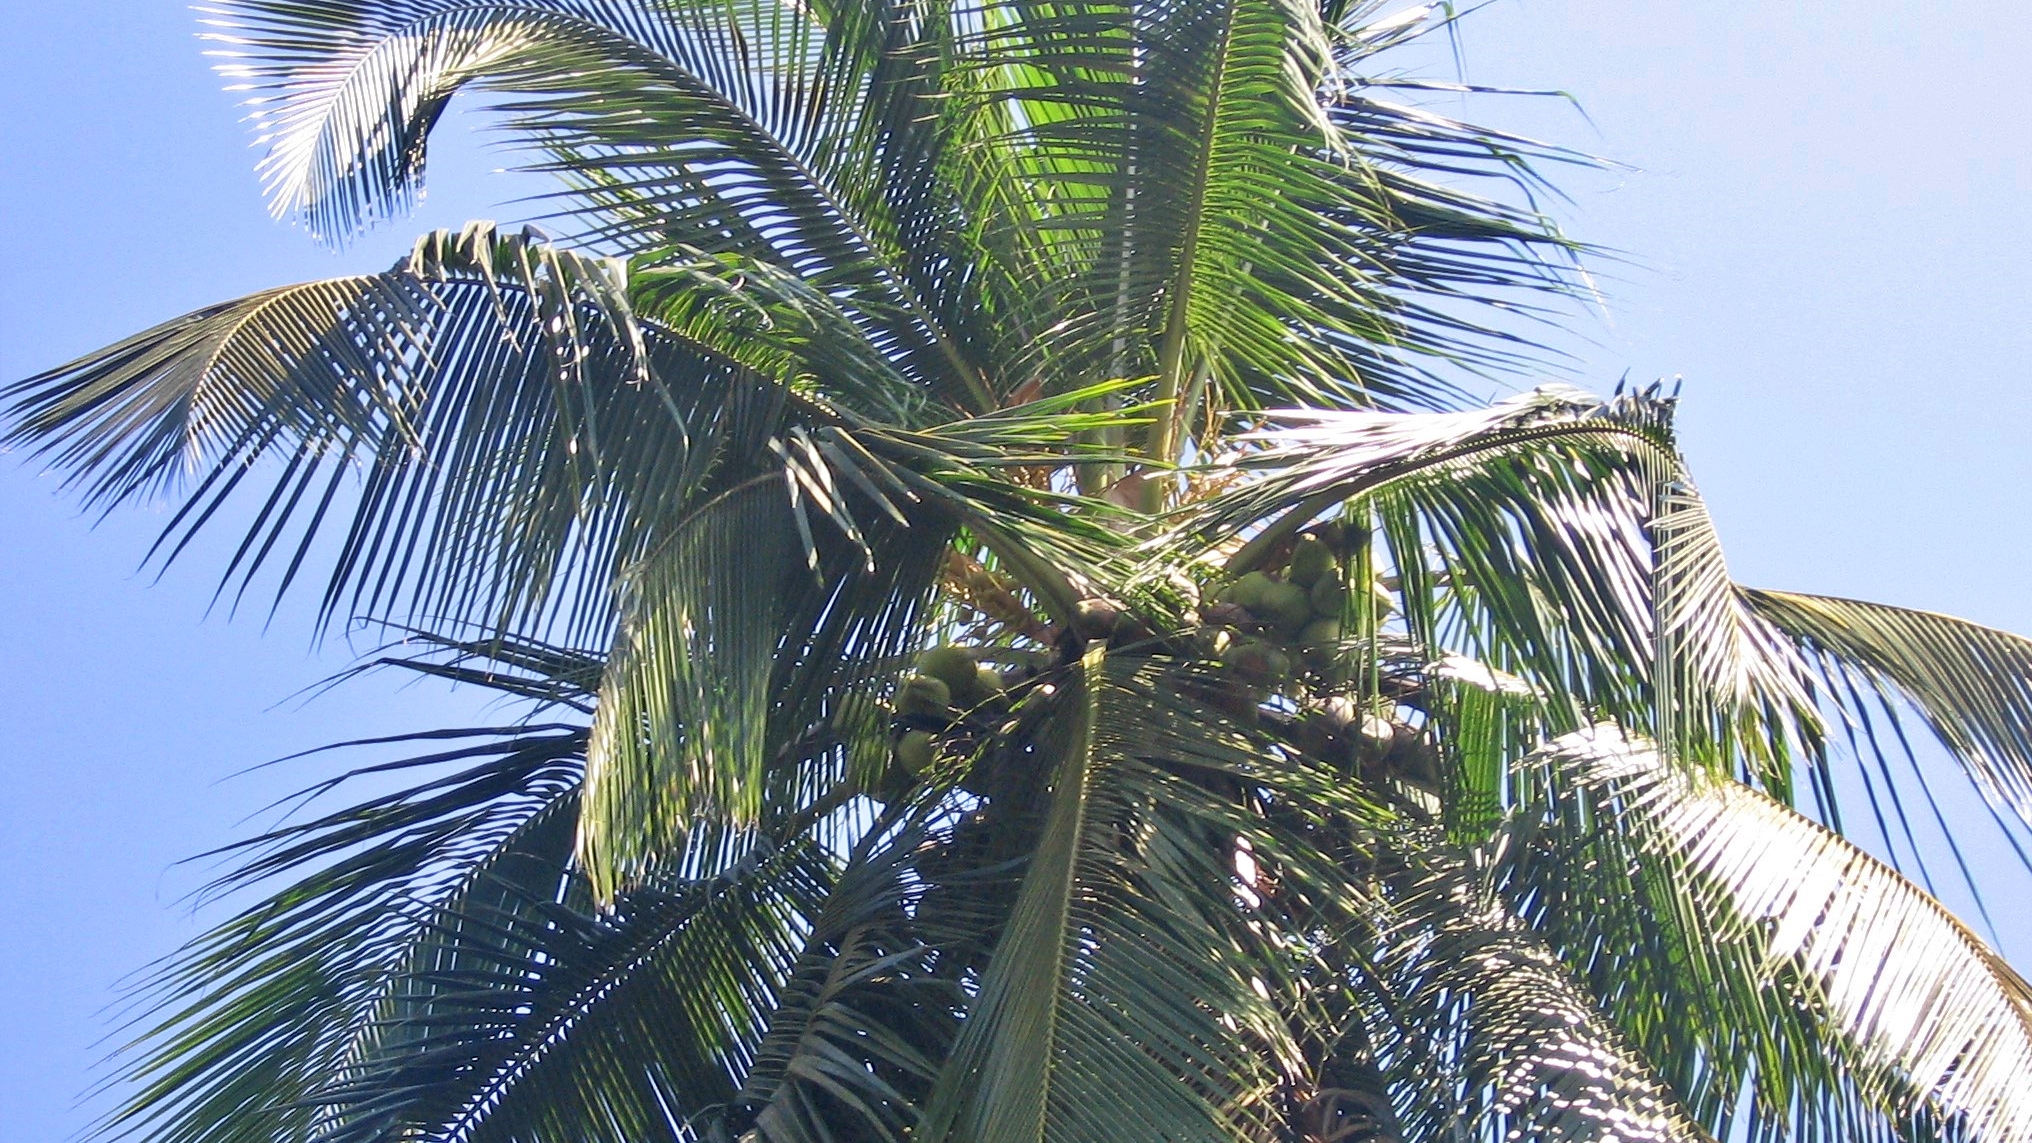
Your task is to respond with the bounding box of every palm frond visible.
[316,839,826,1143]
[207,0,994,410]
[1354,829,1716,1143]
[1748,589,2032,835]
[919,648,1309,1143]
[1548,725,2032,1143]
[1497,721,1920,1143]
[4,223,768,641]
[728,816,959,1143]
[332,624,607,713]
[581,461,957,896]
[944,0,1586,416]
[104,722,586,1143]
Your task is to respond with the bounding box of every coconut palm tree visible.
[9,2,2032,1142]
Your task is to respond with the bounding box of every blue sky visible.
[3,2,2030,1138]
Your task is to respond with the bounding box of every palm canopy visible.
[9,2,2032,1143]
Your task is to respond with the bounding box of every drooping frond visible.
[1355,829,1716,1143]
[1748,590,2032,834]
[1547,725,2032,1143]
[1498,724,1924,1143]
[1173,385,1818,777]
[4,223,771,639]
[726,817,960,1143]
[105,722,587,1143]
[314,838,826,1143]
[333,624,606,713]
[579,471,951,895]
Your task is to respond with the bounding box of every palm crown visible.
[10,2,2032,1143]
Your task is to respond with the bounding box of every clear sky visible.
[3,2,2029,1138]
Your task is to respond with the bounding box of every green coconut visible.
[1228,571,1274,610]
[896,674,953,718]
[1225,638,1291,684]
[1298,616,1343,649]
[1287,537,1331,587]
[894,729,938,775]
[1309,570,1347,616]
[1257,580,1312,634]
[916,645,980,696]
[973,665,1006,702]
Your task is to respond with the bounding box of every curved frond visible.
[1748,589,2032,833]
[4,223,766,640]
[208,0,993,409]
[1549,725,2032,1143]
[580,464,956,896]
[729,818,959,1143]
[104,722,586,1143]
[317,840,825,1143]
[1358,831,1715,1143]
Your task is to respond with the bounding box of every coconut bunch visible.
[833,643,1028,802]
[1194,526,1440,796]
[1201,526,1393,689]
[837,525,1434,811]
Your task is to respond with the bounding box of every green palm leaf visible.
[106,722,587,1143]
[3,223,757,638]
[1747,589,2032,833]
[209,0,995,410]
[1548,725,2032,1143]
[919,648,1307,1143]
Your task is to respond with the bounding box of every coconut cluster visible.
[829,643,1019,800]
[837,525,1428,804]
[1201,527,1392,688]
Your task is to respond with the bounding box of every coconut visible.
[1225,638,1291,684]
[1257,580,1312,634]
[916,645,980,696]
[1072,597,1121,641]
[1309,570,1347,616]
[894,729,938,775]
[973,665,1006,702]
[896,674,953,718]
[1287,537,1331,587]
[1228,571,1274,610]
[1298,616,1343,649]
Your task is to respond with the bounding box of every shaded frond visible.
[104,723,586,1143]
[1357,830,1715,1143]
[919,649,1311,1143]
